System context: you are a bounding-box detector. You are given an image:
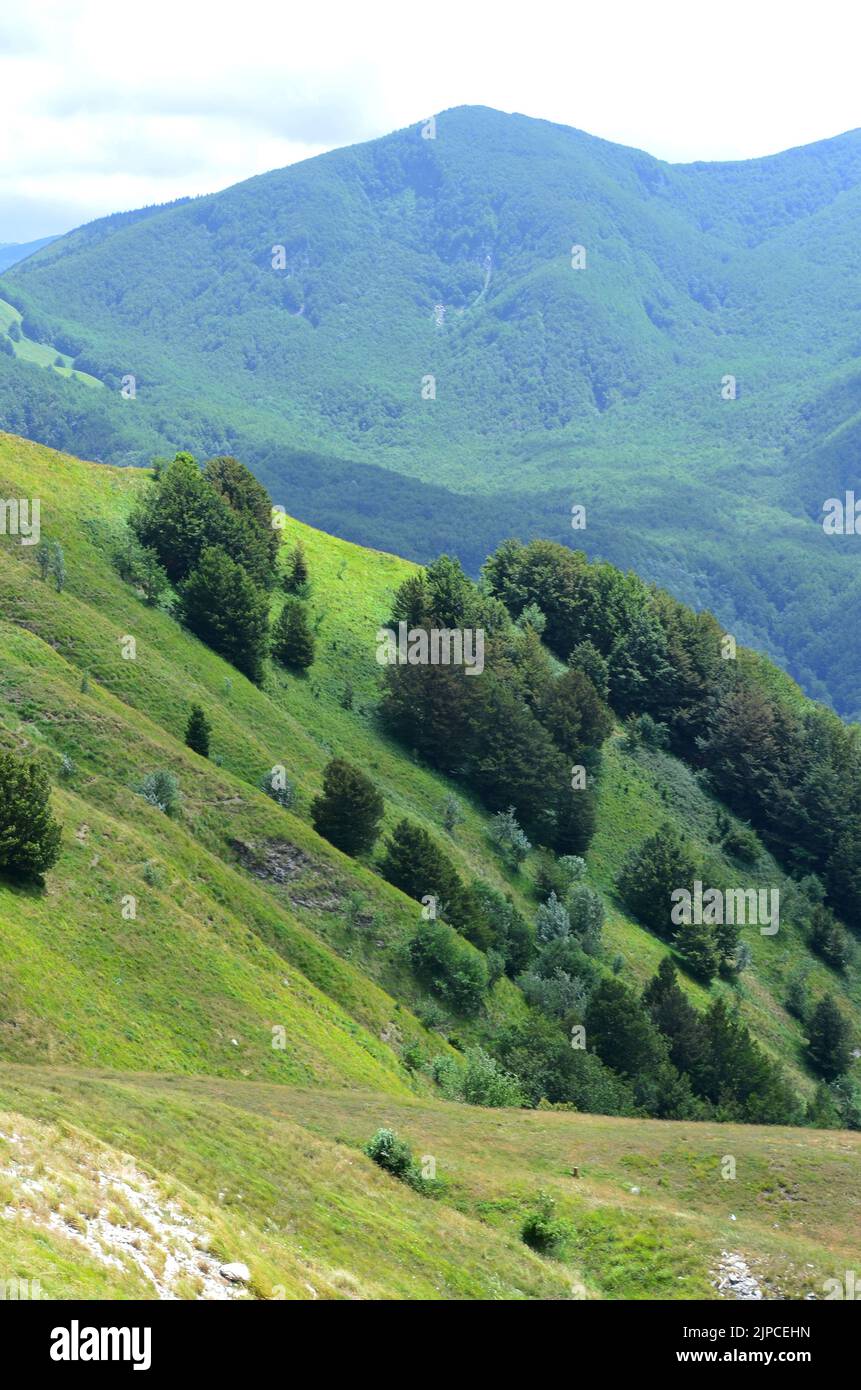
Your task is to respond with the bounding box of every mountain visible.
[0,236,60,273]
[0,430,859,1298]
[1,108,860,716]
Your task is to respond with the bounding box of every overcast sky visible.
[2,0,860,241]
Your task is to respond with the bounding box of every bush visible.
[311,757,384,856]
[111,531,170,606]
[488,806,531,869]
[721,823,761,865]
[0,749,62,879]
[521,1193,567,1256]
[536,892,571,944]
[459,1047,523,1107]
[410,920,488,1015]
[364,1128,437,1194]
[137,770,181,816]
[142,860,165,888]
[364,1128,413,1180]
[260,765,296,809]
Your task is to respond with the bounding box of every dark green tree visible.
[311,758,384,856]
[184,704,211,758]
[379,819,477,937]
[538,667,613,759]
[272,598,315,671]
[642,957,705,1076]
[584,977,666,1081]
[807,994,853,1081]
[616,822,697,939]
[0,749,62,879]
[282,540,309,594]
[178,546,270,683]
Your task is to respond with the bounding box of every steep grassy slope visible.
[0,430,858,1098]
[2,1067,859,1300]
[1,108,859,713]
[1,430,860,1299]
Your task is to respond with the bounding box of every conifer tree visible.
[272,598,315,671]
[0,749,62,879]
[184,704,211,758]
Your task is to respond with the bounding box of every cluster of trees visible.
[379,555,613,854]
[124,453,317,681]
[615,823,741,983]
[491,958,803,1124]
[482,538,861,934]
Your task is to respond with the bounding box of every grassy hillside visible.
[0,430,859,1298]
[1,1066,859,1300]
[0,108,860,714]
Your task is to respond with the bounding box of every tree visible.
[442,794,464,835]
[311,757,384,856]
[488,806,531,869]
[642,957,705,1076]
[282,540,309,594]
[112,532,169,605]
[616,823,697,938]
[409,920,488,1015]
[137,770,181,816]
[535,892,571,944]
[184,704,211,758]
[566,882,605,949]
[807,994,853,1081]
[178,546,270,683]
[272,598,315,671]
[826,826,861,928]
[585,977,666,1081]
[132,451,274,589]
[810,905,852,972]
[47,541,65,592]
[676,917,720,982]
[569,640,609,699]
[538,667,613,760]
[0,749,62,879]
[379,819,476,935]
[202,454,278,587]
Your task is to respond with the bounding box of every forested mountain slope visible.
[0,109,859,714]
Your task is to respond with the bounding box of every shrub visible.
[459,1047,523,1107]
[259,765,296,809]
[0,750,62,879]
[536,892,571,944]
[410,920,488,1015]
[142,860,165,888]
[488,806,531,869]
[364,1128,437,1195]
[137,770,181,816]
[112,531,169,606]
[721,823,761,865]
[364,1128,413,1181]
[521,1193,567,1256]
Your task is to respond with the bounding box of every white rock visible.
[220,1262,250,1284]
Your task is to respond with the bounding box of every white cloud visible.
[1,0,860,239]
